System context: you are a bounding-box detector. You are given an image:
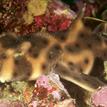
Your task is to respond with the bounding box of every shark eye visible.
[84,58,89,64]
[42,63,47,70]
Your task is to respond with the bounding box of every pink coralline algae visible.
[36,75,50,88]
[34,0,76,32]
[29,74,76,107]
[91,86,107,107]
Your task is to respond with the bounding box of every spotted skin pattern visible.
[0,17,107,82]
